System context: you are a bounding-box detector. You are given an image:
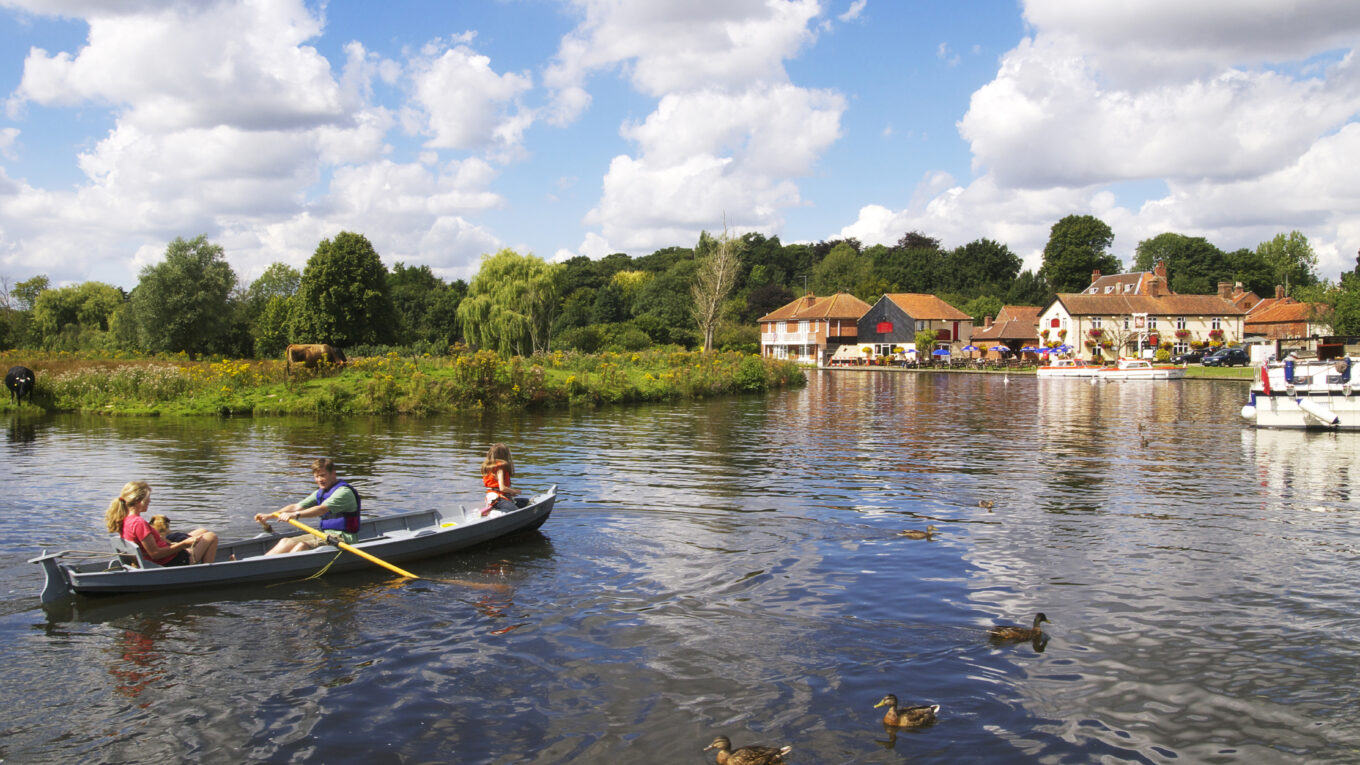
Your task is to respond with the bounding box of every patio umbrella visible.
[1054,344,1072,353]
[991,345,1010,353]
[932,348,951,356]
[961,344,981,352]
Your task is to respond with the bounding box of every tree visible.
[812,242,874,296]
[962,295,1004,325]
[129,235,239,355]
[457,249,561,355]
[1041,215,1121,293]
[1005,269,1052,307]
[291,231,395,347]
[388,262,463,348]
[1133,233,1230,294]
[944,238,1021,296]
[1333,255,1360,334]
[692,226,740,352]
[1255,231,1319,293]
[34,281,125,350]
[12,275,49,311]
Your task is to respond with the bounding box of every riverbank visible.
[818,363,1255,380]
[0,348,807,416]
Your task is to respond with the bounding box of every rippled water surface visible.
[3,371,1360,763]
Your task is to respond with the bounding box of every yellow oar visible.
[270,513,419,580]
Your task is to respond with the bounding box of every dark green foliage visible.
[1227,247,1274,296]
[1134,233,1231,293]
[388,262,464,347]
[129,235,237,355]
[1006,270,1052,307]
[944,239,1021,296]
[291,231,396,347]
[746,283,795,321]
[1041,214,1121,293]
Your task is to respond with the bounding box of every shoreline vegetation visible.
[0,348,807,417]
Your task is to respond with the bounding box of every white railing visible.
[762,331,816,345]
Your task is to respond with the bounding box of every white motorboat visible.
[1096,358,1186,380]
[1242,356,1358,430]
[1035,357,1101,378]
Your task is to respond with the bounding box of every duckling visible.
[898,524,938,540]
[874,694,940,728]
[704,736,792,765]
[989,612,1049,642]
[978,499,995,510]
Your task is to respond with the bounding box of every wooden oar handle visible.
[279,516,420,580]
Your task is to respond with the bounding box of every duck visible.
[704,736,792,765]
[988,612,1049,642]
[898,524,938,540]
[874,694,940,728]
[978,500,995,510]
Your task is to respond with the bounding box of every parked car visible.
[1171,349,1207,364]
[1202,347,1250,367]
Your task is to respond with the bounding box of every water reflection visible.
[5,375,1360,762]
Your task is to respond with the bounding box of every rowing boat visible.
[30,485,557,605]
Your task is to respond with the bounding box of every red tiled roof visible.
[1055,293,1247,316]
[972,319,1038,341]
[1246,301,1330,325]
[757,292,872,322]
[882,293,970,320]
[996,305,1040,324]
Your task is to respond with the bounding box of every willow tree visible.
[457,249,561,356]
[691,226,739,352]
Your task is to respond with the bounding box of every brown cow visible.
[285,344,348,373]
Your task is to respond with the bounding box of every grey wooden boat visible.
[31,485,557,605]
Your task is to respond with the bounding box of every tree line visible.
[2,214,1357,358]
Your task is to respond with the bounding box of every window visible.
[1176,316,1186,330]
[777,321,786,333]
[799,320,809,333]
[915,320,926,332]
[1123,316,1130,330]
[1148,317,1158,330]
[1212,316,1222,330]
[1104,285,1114,294]
[1092,316,1102,329]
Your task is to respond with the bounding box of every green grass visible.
[0,348,807,416]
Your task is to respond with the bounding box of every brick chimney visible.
[984,315,993,328]
[802,292,816,309]
[1154,260,1167,280]
[1091,269,1101,284]
[1217,281,1232,299]
[1275,285,1285,300]
[1147,275,1164,298]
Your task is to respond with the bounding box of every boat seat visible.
[110,536,163,569]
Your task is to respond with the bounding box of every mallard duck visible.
[874,694,940,728]
[989,612,1049,642]
[704,736,792,765]
[978,500,995,510]
[898,524,938,540]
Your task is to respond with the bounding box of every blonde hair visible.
[481,443,514,477]
[105,481,151,534]
[150,514,171,534]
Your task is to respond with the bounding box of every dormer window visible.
[1123,284,1133,293]
[1088,287,1098,294]
[1104,286,1114,294]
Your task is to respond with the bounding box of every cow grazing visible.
[6,365,35,404]
[285,344,347,373]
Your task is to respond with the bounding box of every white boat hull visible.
[1242,357,1359,430]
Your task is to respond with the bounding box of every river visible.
[2,370,1358,763]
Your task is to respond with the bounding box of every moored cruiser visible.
[1242,356,1358,430]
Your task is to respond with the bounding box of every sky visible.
[1,0,1359,293]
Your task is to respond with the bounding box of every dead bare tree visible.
[691,220,739,352]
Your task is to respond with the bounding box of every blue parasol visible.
[961,344,981,352]
[932,348,951,356]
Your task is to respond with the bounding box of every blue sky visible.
[1,0,1358,293]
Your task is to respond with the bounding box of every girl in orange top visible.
[480,443,520,517]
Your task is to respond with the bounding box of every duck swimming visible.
[704,736,792,765]
[874,694,940,728]
[988,612,1049,642]
[898,525,938,540]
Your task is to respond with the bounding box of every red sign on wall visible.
[1051,318,1060,328]
[876,322,893,333]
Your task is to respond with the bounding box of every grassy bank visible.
[0,348,807,416]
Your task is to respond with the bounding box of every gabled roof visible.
[972,319,1038,341]
[1054,293,1247,316]
[996,305,1040,324]
[1085,271,1151,296]
[1246,300,1330,326]
[757,292,872,323]
[1230,289,1260,312]
[880,293,970,321]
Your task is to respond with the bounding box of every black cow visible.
[6,365,35,404]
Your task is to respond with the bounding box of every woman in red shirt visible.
[104,481,218,565]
